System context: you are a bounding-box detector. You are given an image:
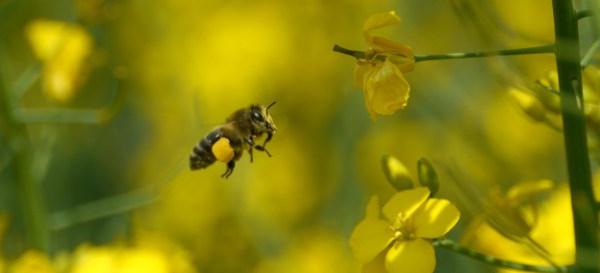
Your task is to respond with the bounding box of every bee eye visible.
[252,111,264,122]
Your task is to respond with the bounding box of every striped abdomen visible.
[189,130,222,170]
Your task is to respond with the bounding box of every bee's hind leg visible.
[221,160,236,178]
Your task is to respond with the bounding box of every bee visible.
[189,102,277,178]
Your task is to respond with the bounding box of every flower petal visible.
[385,239,435,273]
[506,179,554,205]
[354,63,374,90]
[362,247,387,273]
[413,198,461,238]
[382,187,430,223]
[349,217,394,264]
[26,19,92,102]
[363,11,401,36]
[365,195,381,219]
[355,63,378,118]
[370,36,413,58]
[365,60,411,115]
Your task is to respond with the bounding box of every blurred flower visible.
[26,19,93,102]
[70,236,196,273]
[507,67,600,158]
[508,88,548,123]
[509,67,600,129]
[350,187,460,273]
[10,251,55,273]
[255,230,356,273]
[481,180,555,251]
[354,11,415,119]
[462,181,580,273]
[485,84,562,173]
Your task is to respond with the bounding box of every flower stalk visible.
[434,239,568,273]
[333,44,555,63]
[0,57,49,251]
[552,1,599,273]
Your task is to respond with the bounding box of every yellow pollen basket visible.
[211,138,235,162]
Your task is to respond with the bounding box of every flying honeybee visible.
[189,102,277,178]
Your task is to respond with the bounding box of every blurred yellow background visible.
[0,0,590,272]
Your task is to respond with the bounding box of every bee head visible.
[249,102,277,133]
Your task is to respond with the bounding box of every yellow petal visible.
[508,88,547,122]
[355,63,378,118]
[370,36,413,58]
[349,217,394,264]
[362,248,387,273]
[43,68,74,101]
[27,19,69,61]
[354,63,374,90]
[382,187,430,223]
[363,11,401,42]
[26,19,92,63]
[365,195,382,219]
[506,179,554,205]
[387,53,415,73]
[26,19,92,102]
[385,239,435,273]
[365,60,410,115]
[11,250,56,273]
[211,138,235,162]
[413,198,460,238]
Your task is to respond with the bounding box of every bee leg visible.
[221,160,236,178]
[245,137,255,163]
[254,132,273,157]
[254,145,271,157]
[248,146,254,162]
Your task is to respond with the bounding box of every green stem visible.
[332,44,372,60]
[580,39,600,67]
[552,1,599,273]
[434,239,568,273]
[48,189,156,231]
[0,57,49,251]
[332,44,555,62]
[577,10,592,20]
[414,44,555,62]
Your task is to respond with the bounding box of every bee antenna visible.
[266,101,277,112]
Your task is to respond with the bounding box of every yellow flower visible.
[462,181,579,273]
[26,19,93,102]
[70,241,196,273]
[10,250,56,273]
[354,11,415,118]
[507,88,548,123]
[350,187,460,273]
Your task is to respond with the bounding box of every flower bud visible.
[508,88,547,122]
[381,155,413,191]
[417,158,439,196]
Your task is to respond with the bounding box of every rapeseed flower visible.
[350,187,460,273]
[354,11,415,118]
[26,19,92,102]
